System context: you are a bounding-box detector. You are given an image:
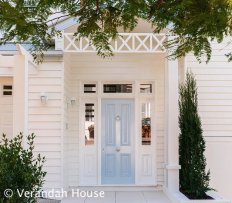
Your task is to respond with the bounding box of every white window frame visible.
[79,80,157,186]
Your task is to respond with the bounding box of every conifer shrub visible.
[179,72,212,199]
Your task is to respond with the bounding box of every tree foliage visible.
[0,0,231,62]
[0,133,46,203]
[179,72,212,199]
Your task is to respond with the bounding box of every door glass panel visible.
[140,84,152,93]
[141,103,151,145]
[103,84,132,93]
[85,103,95,145]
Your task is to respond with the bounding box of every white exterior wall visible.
[0,52,28,139]
[63,58,73,188]
[187,37,232,201]
[0,77,13,139]
[65,58,80,187]
[64,53,166,187]
[28,56,64,190]
[1,52,66,191]
[0,55,14,76]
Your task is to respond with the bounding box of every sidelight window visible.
[85,103,95,145]
[141,103,151,145]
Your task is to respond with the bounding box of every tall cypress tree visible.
[179,72,212,199]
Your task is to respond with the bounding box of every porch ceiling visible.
[64,52,166,67]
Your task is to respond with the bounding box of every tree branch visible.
[96,0,100,11]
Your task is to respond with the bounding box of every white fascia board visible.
[16,44,38,68]
[44,50,63,56]
[0,51,18,55]
[49,17,79,31]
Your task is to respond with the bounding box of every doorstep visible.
[61,187,171,203]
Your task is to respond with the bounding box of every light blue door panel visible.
[101,99,135,184]
[105,154,116,177]
[105,104,116,146]
[120,154,131,177]
[120,104,130,146]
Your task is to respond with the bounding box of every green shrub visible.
[179,72,212,199]
[0,133,46,203]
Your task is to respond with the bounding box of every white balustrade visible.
[62,33,166,53]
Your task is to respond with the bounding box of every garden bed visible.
[170,191,230,203]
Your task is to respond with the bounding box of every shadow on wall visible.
[205,141,232,201]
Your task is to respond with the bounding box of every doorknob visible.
[102,148,105,152]
[116,147,120,152]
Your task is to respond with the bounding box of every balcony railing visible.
[59,33,167,53]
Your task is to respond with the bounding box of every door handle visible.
[116,147,120,152]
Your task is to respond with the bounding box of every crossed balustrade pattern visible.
[63,33,167,53]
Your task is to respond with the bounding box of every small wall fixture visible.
[70,97,76,106]
[40,93,48,104]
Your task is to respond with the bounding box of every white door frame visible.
[79,80,157,186]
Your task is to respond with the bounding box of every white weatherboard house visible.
[0,19,232,202]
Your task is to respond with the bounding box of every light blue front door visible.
[101,99,135,184]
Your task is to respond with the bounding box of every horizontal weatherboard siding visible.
[187,37,232,199]
[28,59,63,191]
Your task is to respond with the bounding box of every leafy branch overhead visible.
[0,0,231,62]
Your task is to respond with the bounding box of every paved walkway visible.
[61,189,171,203]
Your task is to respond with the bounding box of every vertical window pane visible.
[85,103,95,145]
[142,103,151,145]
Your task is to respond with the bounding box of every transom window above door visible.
[103,84,132,93]
[84,84,97,93]
[2,85,13,96]
[140,84,152,93]
[82,82,153,95]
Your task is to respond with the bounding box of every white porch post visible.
[165,56,181,193]
[13,48,27,136]
[13,45,34,144]
[55,33,64,51]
